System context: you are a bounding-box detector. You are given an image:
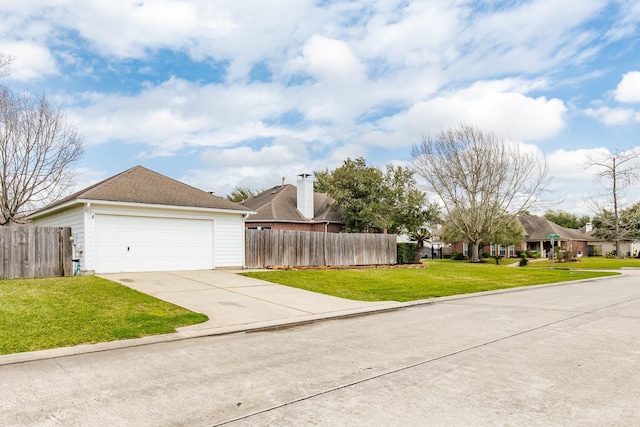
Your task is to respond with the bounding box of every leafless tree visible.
[411,123,547,262]
[584,149,640,256]
[0,86,84,225]
[0,53,13,77]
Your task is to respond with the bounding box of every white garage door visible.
[94,214,214,273]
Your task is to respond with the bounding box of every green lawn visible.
[241,260,618,302]
[522,256,640,270]
[0,276,208,355]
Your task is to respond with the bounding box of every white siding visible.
[32,202,246,272]
[30,205,86,270]
[214,213,245,267]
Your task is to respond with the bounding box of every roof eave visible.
[28,198,255,219]
[245,218,342,224]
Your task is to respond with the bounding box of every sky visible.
[1,0,639,216]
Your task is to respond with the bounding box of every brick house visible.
[240,174,343,232]
[448,215,596,258]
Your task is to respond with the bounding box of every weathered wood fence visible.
[0,226,73,279]
[245,229,397,269]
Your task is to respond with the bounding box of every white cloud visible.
[291,35,366,85]
[401,80,567,141]
[614,71,640,103]
[200,136,309,168]
[0,40,58,81]
[584,106,640,126]
[69,77,298,151]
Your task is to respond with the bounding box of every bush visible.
[397,242,418,264]
[519,256,528,266]
[452,252,465,260]
[481,252,490,259]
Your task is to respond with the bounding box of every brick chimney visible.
[297,173,314,219]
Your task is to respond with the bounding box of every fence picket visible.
[245,229,397,269]
[0,226,73,279]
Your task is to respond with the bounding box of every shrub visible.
[481,252,490,259]
[519,256,528,266]
[397,242,418,264]
[452,252,465,260]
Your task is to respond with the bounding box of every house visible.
[27,166,254,274]
[517,215,595,257]
[580,222,640,257]
[240,173,343,232]
[448,215,598,258]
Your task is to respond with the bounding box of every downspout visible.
[242,213,250,269]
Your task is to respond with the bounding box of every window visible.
[463,242,469,257]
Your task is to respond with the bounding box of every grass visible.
[522,256,640,270]
[241,259,618,302]
[0,276,208,355]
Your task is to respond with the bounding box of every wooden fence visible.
[245,229,397,269]
[0,226,73,279]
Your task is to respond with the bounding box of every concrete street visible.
[1,272,639,425]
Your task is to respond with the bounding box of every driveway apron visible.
[98,270,400,333]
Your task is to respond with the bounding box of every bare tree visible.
[0,53,13,77]
[0,86,84,225]
[411,123,547,262]
[584,149,640,256]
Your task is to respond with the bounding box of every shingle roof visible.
[32,165,251,214]
[518,215,595,241]
[241,184,342,223]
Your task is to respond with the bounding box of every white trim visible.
[27,198,254,219]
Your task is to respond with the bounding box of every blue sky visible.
[1,0,640,215]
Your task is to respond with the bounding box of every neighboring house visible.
[581,222,640,257]
[240,174,343,232]
[517,215,595,257]
[449,215,599,258]
[27,165,254,274]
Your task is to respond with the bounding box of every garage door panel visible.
[95,214,213,273]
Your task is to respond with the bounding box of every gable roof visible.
[30,165,252,216]
[241,184,342,223]
[518,215,595,241]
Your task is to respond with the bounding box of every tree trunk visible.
[413,241,424,264]
[469,241,480,263]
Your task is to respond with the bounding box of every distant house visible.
[449,215,599,258]
[582,222,640,257]
[241,174,343,232]
[27,165,253,274]
[517,215,596,257]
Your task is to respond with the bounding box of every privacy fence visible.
[245,229,397,269]
[0,226,73,279]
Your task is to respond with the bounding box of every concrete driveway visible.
[99,269,402,334]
